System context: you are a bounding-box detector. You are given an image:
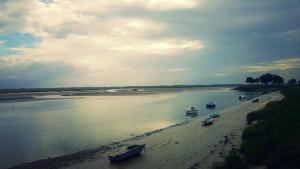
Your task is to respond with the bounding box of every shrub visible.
[242,88,300,169]
[213,150,249,169]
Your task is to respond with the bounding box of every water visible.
[0,88,257,168]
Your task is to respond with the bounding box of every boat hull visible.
[202,118,214,126]
[206,105,216,109]
[185,107,198,116]
[209,113,220,118]
[108,145,145,163]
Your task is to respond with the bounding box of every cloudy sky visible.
[0,0,299,88]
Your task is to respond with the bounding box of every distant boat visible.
[185,106,198,116]
[252,98,259,103]
[108,144,145,163]
[209,112,220,118]
[206,102,216,109]
[202,117,214,126]
[239,95,246,100]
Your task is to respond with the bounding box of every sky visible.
[0,0,299,88]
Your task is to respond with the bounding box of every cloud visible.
[281,29,300,42]
[0,0,299,87]
[241,58,300,73]
[215,73,228,77]
[0,0,200,34]
[142,0,200,11]
[111,39,203,54]
[0,0,32,34]
[0,0,205,87]
[167,67,191,72]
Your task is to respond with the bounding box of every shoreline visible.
[8,91,283,169]
[8,120,193,169]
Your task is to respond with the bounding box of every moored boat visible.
[206,102,216,109]
[185,106,198,116]
[209,112,220,118]
[252,98,259,103]
[239,95,246,100]
[202,117,214,126]
[108,144,145,162]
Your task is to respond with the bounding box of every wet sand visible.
[54,92,283,169]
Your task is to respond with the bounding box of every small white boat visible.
[252,98,259,102]
[185,106,198,115]
[209,112,220,118]
[202,117,214,126]
[239,95,246,100]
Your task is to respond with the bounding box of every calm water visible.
[0,88,257,168]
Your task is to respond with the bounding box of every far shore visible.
[232,84,299,91]
[8,91,283,169]
[0,86,234,103]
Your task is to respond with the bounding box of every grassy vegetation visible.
[213,150,249,169]
[233,84,299,92]
[216,88,300,169]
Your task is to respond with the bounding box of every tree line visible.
[245,73,299,85]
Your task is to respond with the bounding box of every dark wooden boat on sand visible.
[108,144,145,162]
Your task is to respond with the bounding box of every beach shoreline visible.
[8,91,283,169]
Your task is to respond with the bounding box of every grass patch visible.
[217,88,300,169]
[213,150,249,169]
[242,88,300,169]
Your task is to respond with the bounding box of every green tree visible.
[259,73,274,84]
[288,78,297,85]
[272,75,284,84]
[246,77,254,84]
[253,78,260,84]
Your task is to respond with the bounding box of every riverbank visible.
[9,92,283,169]
[233,84,298,92]
[217,88,300,169]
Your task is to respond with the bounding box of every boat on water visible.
[185,106,198,116]
[202,117,214,126]
[209,112,220,118]
[239,95,246,100]
[108,144,145,163]
[206,102,216,109]
[252,98,259,103]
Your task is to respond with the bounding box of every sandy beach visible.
[44,91,281,169]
